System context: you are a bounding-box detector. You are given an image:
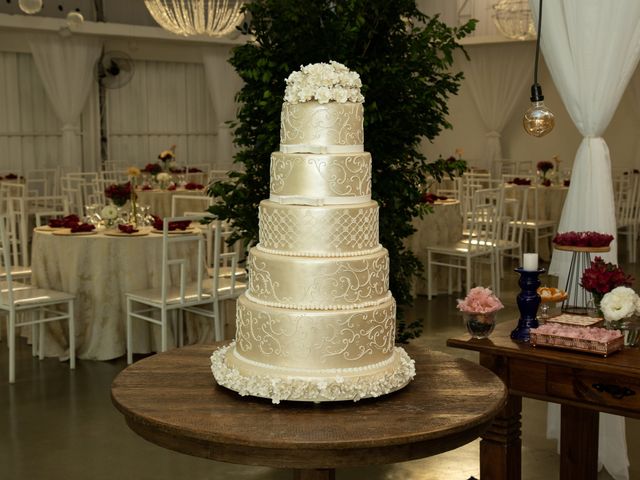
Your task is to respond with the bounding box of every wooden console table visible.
[111,343,507,480]
[448,321,640,480]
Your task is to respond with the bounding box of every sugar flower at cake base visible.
[210,62,415,403]
[457,286,504,338]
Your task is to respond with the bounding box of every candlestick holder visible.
[511,267,545,342]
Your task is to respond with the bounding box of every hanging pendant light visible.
[523,0,554,137]
[144,0,245,38]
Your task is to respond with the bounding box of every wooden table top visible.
[111,343,507,470]
[448,322,640,378]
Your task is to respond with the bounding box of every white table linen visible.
[30,228,227,360]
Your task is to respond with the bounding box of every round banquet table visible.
[111,343,507,480]
[136,188,210,219]
[30,228,229,361]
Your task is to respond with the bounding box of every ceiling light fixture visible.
[492,0,536,41]
[523,0,555,137]
[18,0,43,15]
[144,0,245,38]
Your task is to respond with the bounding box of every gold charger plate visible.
[34,225,65,232]
[104,227,151,237]
[52,229,98,236]
[151,227,197,235]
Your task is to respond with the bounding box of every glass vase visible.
[463,312,496,339]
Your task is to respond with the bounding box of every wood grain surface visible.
[111,343,507,470]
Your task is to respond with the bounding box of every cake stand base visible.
[210,342,416,404]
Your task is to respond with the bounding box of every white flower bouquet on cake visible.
[284,61,364,104]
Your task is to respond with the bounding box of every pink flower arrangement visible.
[457,286,504,314]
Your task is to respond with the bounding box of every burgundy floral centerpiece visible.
[537,160,554,181]
[143,163,162,176]
[184,182,204,190]
[457,286,504,338]
[105,182,132,207]
[580,257,634,309]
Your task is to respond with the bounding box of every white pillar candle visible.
[522,253,539,271]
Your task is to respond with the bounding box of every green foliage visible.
[208,0,475,342]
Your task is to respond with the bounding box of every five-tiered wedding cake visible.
[211,62,415,403]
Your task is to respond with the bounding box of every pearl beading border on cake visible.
[210,341,416,404]
[279,144,364,154]
[244,290,393,311]
[269,194,371,206]
[231,346,396,375]
[255,243,383,258]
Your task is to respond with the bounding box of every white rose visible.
[101,204,118,220]
[333,86,349,103]
[157,172,171,182]
[601,286,639,321]
[315,86,332,104]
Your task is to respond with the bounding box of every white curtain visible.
[463,43,534,177]
[531,2,640,479]
[29,33,103,172]
[202,47,243,171]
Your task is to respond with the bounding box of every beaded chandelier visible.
[144,0,245,37]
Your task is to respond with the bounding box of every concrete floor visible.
[2,257,639,480]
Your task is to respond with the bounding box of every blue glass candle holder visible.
[511,267,545,342]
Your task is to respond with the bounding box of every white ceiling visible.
[0,0,158,26]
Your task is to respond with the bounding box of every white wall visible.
[0,29,222,174]
[421,51,640,176]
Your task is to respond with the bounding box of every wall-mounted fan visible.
[97,51,135,89]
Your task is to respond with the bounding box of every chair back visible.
[170,194,214,217]
[207,218,243,299]
[159,216,206,306]
[26,168,61,197]
[61,172,99,214]
[6,196,29,267]
[616,174,640,227]
[0,216,17,305]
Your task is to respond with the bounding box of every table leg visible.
[293,469,336,480]
[479,353,522,480]
[560,405,598,480]
[479,394,522,480]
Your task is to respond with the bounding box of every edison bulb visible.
[523,101,555,137]
[66,11,84,27]
[18,0,43,14]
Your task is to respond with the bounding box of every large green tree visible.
[209,0,474,341]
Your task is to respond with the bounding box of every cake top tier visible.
[284,61,364,105]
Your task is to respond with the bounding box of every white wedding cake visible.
[211,62,415,403]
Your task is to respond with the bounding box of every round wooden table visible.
[111,343,507,480]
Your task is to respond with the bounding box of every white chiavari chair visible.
[0,217,76,383]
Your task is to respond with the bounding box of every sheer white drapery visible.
[530,1,640,479]
[29,33,102,171]
[202,47,243,171]
[462,43,533,177]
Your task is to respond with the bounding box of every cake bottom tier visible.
[210,341,415,404]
